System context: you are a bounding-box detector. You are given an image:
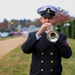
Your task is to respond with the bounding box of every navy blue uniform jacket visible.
[21,31,72,75]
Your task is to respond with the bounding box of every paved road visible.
[0,37,26,59]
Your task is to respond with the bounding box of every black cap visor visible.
[41,13,55,18]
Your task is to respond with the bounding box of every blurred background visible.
[0,0,75,39]
[0,0,75,75]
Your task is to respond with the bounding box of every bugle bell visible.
[46,25,59,42]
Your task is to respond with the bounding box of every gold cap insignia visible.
[47,9,50,14]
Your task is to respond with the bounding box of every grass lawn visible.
[62,38,75,75]
[0,38,75,75]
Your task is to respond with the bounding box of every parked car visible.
[0,32,9,38]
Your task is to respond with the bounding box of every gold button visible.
[41,69,43,71]
[51,69,53,71]
[41,60,44,63]
[42,52,44,55]
[50,52,53,55]
[51,61,53,63]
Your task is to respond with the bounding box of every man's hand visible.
[36,23,52,36]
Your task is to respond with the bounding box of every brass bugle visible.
[46,25,59,42]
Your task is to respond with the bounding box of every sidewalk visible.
[0,37,25,59]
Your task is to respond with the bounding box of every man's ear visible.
[51,17,56,25]
[53,17,56,22]
[40,17,42,22]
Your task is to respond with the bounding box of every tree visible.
[54,7,73,25]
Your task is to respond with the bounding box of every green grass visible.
[62,38,75,75]
[0,44,31,75]
[0,38,75,75]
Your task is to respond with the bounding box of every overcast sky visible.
[0,0,75,22]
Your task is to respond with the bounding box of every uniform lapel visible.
[35,32,52,52]
[40,33,52,51]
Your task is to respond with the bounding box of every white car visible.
[0,32,9,38]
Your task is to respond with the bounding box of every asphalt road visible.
[0,37,26,59]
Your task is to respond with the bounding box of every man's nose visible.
[46,19,51,22]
